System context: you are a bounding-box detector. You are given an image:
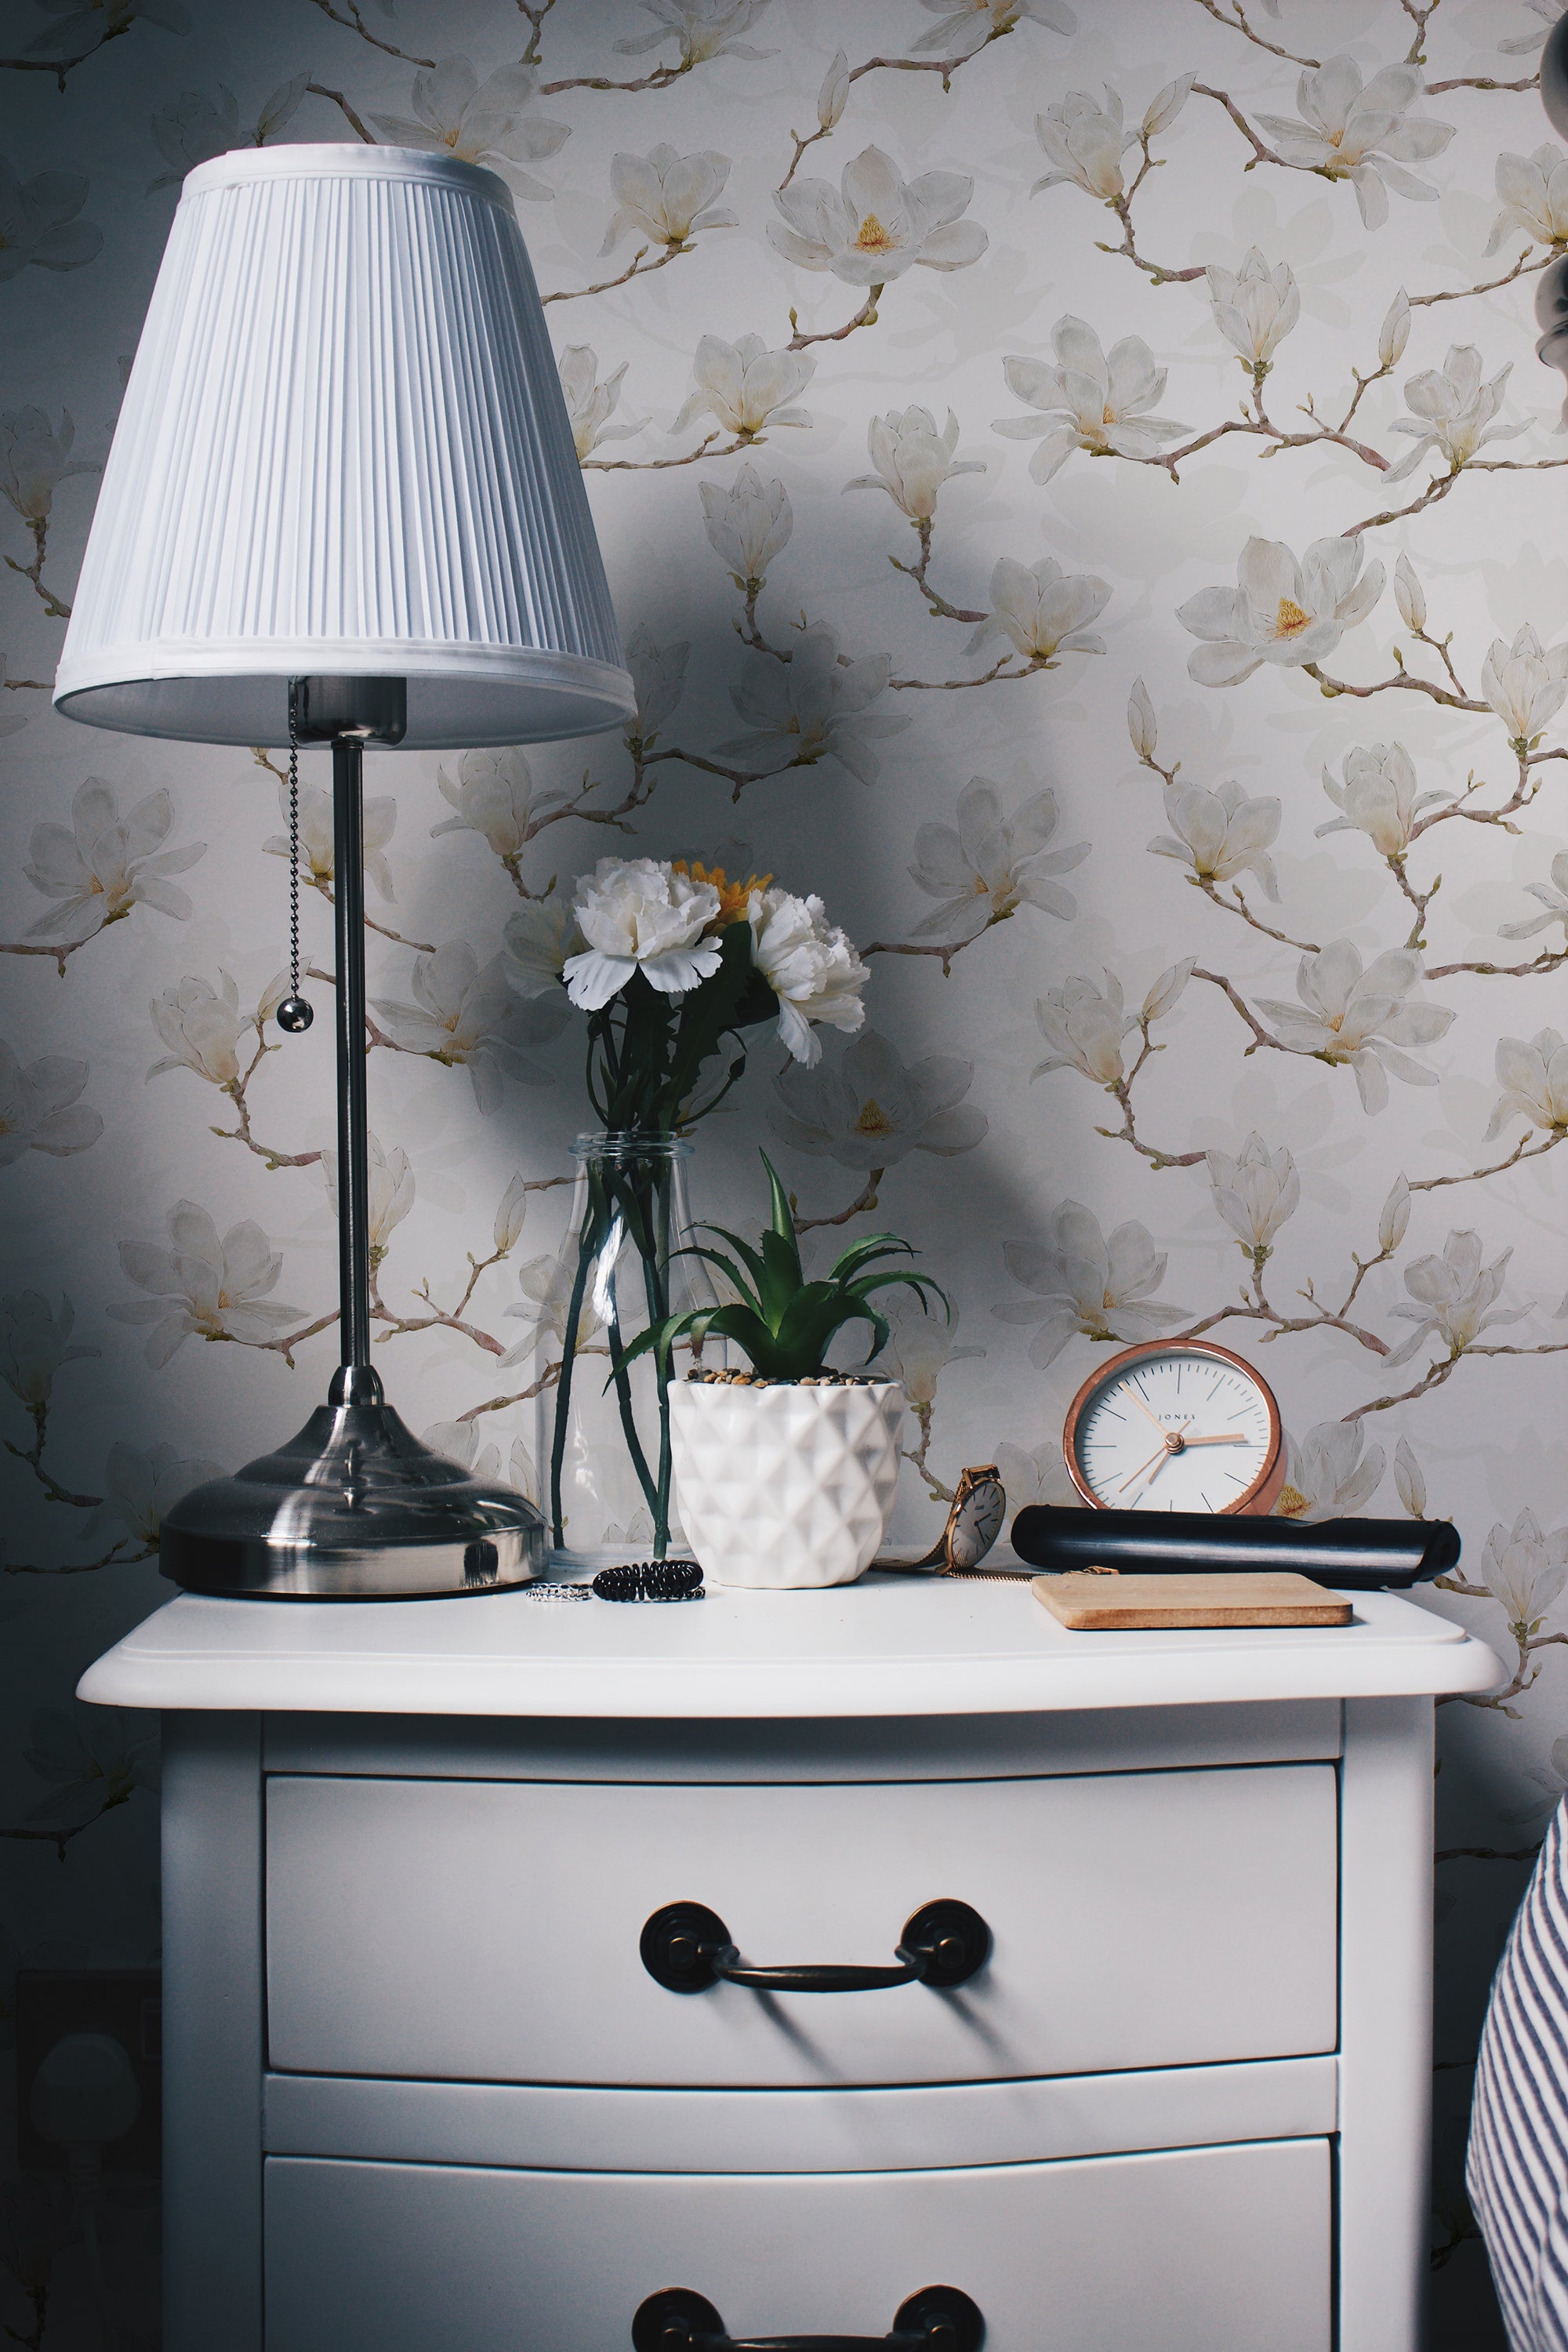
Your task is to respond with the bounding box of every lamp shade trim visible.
[56,142,630,752]
[180,143,517,209]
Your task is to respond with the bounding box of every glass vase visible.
[533,1131,720,1563]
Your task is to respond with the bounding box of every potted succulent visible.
[619,1152,948,1589]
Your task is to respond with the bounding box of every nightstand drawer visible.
[263,2138,1331,2351]
[266,1765,1338,2086]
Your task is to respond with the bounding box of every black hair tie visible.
[592,1559,705,1602]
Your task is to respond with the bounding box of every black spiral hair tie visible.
[592,1559,705,1602]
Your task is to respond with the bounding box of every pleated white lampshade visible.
[54,144,634,750]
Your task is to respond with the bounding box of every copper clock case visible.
[1062,1338,1285,1516]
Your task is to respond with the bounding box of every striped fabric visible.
[1469,1796,1568,2350]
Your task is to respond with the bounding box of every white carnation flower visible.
[748,885,869,1064]
[562,858,723,1010]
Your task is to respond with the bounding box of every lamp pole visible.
[289,676,408,1409]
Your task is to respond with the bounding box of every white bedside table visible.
[80,1573,1498,2352]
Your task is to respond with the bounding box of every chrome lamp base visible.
[159,1370,544,1600]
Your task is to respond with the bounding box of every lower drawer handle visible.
[632,2285,985,2352]
[640,1900,989,1995]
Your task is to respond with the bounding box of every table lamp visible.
[53,145,635,1599]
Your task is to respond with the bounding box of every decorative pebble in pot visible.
[615,1152,948,1589]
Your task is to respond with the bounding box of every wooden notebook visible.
[1032,1569,1352,1632]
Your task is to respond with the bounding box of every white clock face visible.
[1070,1348,1276,1513]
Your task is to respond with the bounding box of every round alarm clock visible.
[1062,1340,1284,1516]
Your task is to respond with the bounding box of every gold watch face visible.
[1062,1342,1284,1516]
[944,1468,1006,1569]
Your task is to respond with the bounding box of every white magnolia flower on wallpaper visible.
[264,779,395,899]
[372,60,569,199]
[1257,942,1454,1112]
[994,1200,1189,1370]
[600,143,736,251]
[1480,623,1568,746]
[1033,971,1134,1087]
[1207,1134,1301,1254]
[0,159,100,278]
[700,466,792,593]
[1382,345,1524,482]
[908,777,1089,938]
[1486,1029,1568,1138]
[1177,534,1384,687]
[503,897,584,996]
[431,746,570,866]
[992,1438,1086,1511]
[1393,1435,1427,1518]
[373,943,565,1110]
[815,49,849,131]
[624,625,690,745]
[1274,1421,1385,1521]
[1487,143,1568,251]
[672,332,815,441]
[557,346,643,462]
[561,858,722,1008]
[719,620,909,783]
[420,1421,502,1484]
[1207,249,1301,370]
[1032,88,1140,201]
[25,779,205,943]
[0,1044,101,1166]
[0,1292,96,1408]
[749,885,869,1064]
[501,1250,604,1365]
[1479,1510,1568,1632]
[147,972,245,1087]
[1255,59,1456,228]
[1501,851,1568,940]
[768,146,988,285]
[322,1133,416,1265]
[493,1172,531,1255]
[914,0,1076,53]
[1317,742,1447,855]
[967,556,1111,667]
[1501,1,1566,56]
[771,1029,987,1169]
[871,1299,984,1407]
[1385,1229,1526,1366]
[147,76,308,191]
[21,1702,158,1837]
[1149,779,1281,898]
[110,1200,303,1368]
[615,0,777,64]
[844,405,983,521]
[0,405,96,525]
[994,319,1186,482]
[76,1442,220,1555]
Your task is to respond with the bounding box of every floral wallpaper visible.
[2,0,1566,2337]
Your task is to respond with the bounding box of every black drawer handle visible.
[640,1900,989,1994]
[633,2285,985,2352]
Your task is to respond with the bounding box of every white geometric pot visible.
[668,1381,906,1590]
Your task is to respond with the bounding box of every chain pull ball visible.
[276,694,314,1035]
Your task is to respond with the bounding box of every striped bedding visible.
[1470,1796,1568,2350]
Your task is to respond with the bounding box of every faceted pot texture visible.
[669,1381,906,1589]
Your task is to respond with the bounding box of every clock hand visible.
[1122,1417,1194,1497]
[1179,1433,1250,1446]
[1117,1442,1171,1494]
[1126,1390,1168,1437]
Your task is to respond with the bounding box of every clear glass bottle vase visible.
[534,1131,719,1562]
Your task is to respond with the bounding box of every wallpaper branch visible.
[1,0,1566,2336]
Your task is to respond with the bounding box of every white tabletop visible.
[77,1573,1501,1721]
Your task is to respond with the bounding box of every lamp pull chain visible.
[277,704,314,1035]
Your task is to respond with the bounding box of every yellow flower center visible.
[1276,1484,1308,1518]
[855,212,896,252]
[672,858,772,931]
[855,1098,895,1138]
[1102,1289,1116,1311]
[1102,403,1117,426]
[1274,596,1312,637]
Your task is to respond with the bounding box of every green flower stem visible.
[549,1192,604,1548]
